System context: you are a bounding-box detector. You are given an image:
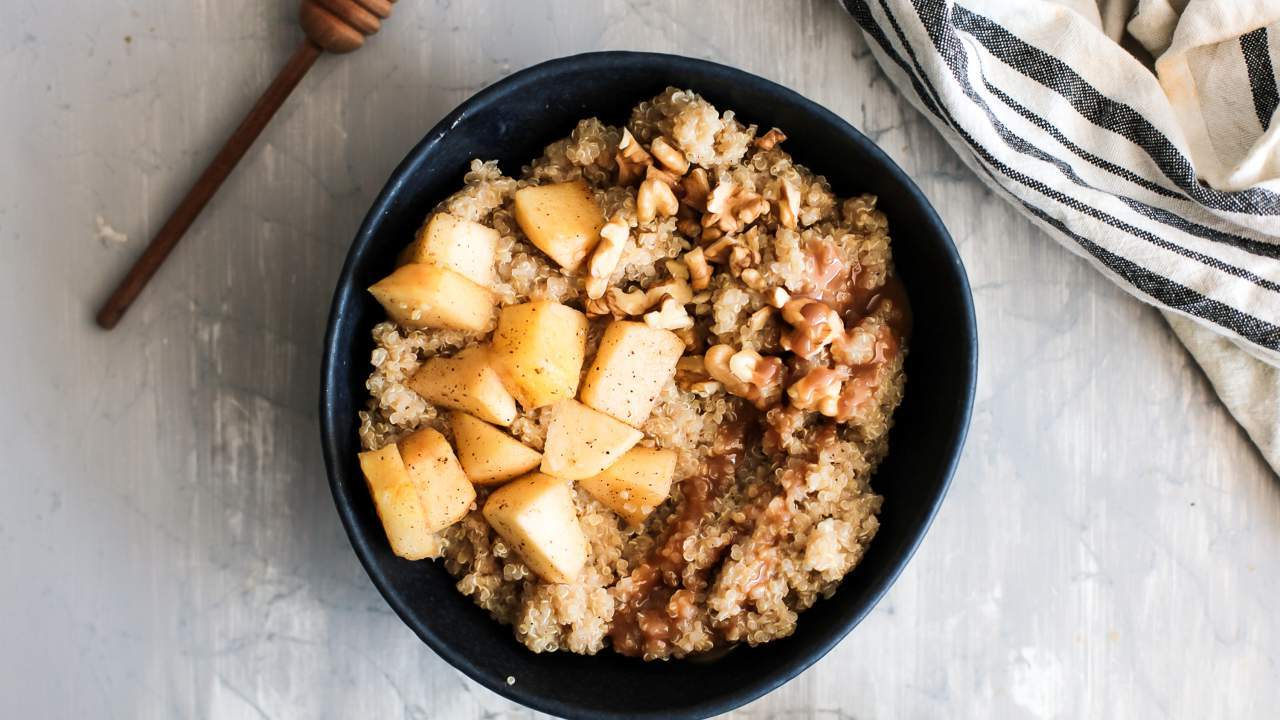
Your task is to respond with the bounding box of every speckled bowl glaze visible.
[320,51,977,720]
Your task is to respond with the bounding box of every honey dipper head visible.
[300,0,396,54]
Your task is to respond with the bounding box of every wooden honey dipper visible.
[96,0,397,329]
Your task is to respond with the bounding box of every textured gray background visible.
[2,1,1276,717]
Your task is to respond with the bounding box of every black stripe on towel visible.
[1241,27,1279,130]
[844,0,1280,349]
[876,1,1280,258]
[1114,196,1280,261]
[846,0,1280,268]
[845,0,948,121]
[898,0,1280,293]
[950,5,1280,215]
[1014,194,1280,352]
[862,0,1280,260]
[978,71,1280,260]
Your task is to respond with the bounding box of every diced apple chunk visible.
[358,444,440,560]
[397,427,476,532]
[490,301,587,410]
[482,473,587,583]
[368,263,495,332]
[580,321,685,426]
[513,180,605,272]
[541,400,644,480]
[407,347,517,426]
[578,447,677,526]
[398,213,498,287]
[450,411,542,485]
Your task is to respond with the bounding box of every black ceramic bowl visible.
[321,51,976,719]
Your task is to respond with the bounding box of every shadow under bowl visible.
[321,51,977,720]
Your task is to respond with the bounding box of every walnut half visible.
[704,344,786,409]
[606,287,652,316]
[681,167,711,211]
[650,136,690,175]
[685,247,711,290]
[787,366,849,418]
[703,180,769,236]
[754,127,787,150]
[778,178,800,230]
[644,297,693,330]
[780,298,844,357]
[616,128,652,185]
[638,177,679,223]
[585,219,629,299]
[604,276,693,317]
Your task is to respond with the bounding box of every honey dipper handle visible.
[95,40,323,329]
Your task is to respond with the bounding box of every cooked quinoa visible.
[358,88,909,659]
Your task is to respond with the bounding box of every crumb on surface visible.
[94,215,128,246]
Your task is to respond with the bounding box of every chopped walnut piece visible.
[833,360,893,423]
[778,178,800,229]
[704,181,736,215]
[644,297,694,330]
[787,366,850,418]
[741,228,763,260]
[705,344,786,408]
[767,287,791,308]
[585,219,629,299]
[780,298,845,357]
[740,268,765,290]
[685,247,711,290]
[703,180,769,235]
[704,345,751,397]
[606,286,652,316]
[754,127,787,150]
[673,357,719,394]
[831,323,877,366]
[747,306,774,332]
[680,168,711,211]
[748,355,786,407]
[618,162,645,186]
[650,136,690,175]
[618,128,650,164]
[728,348,765,383]
[675,355,709,381]
[665,258,689,281]
[703,236,736,263]
[676,212,703,240]
[645,163,681,188]
[831,317,894,367]
[673,326,700,351]
[733,194,771,227]
[689,381,722,396]
[603,274,695,318]
[584,296,612,317]
[648,277,693,306]
[616,128,652,185]
[728,246,753,275]
[637,177,679,223]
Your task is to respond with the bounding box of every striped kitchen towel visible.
[843,0,1280,474]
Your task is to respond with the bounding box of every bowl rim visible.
[320,50,977,719]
